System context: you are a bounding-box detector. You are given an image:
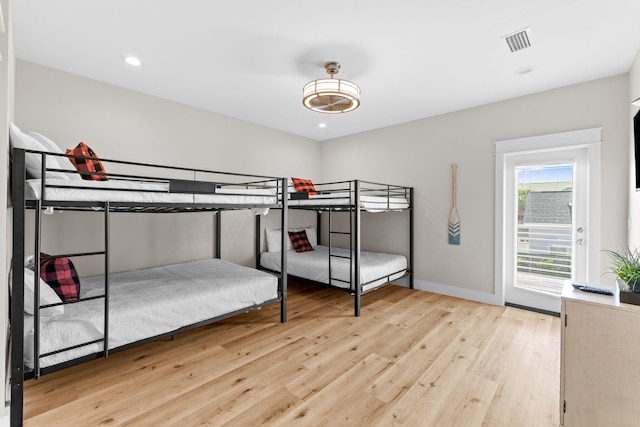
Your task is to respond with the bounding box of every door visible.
[504,148,589,313]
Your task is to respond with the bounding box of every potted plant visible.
[605,247,640,305]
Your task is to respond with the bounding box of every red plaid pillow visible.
[66,142,108,181]
[39,253,81,302]
[288,230,314,253]
[291,177,317,196]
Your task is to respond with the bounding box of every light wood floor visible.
[23,280,561,426]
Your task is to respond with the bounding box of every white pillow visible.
[29,131,81,180]
[265,226,317,252]
[22,268,64,316]
[9,123,48,179]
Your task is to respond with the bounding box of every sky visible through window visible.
[517,164,572,184]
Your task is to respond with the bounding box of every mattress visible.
[24,258,279,369]
[288,191,409,212]
[260,245,407,292]
[25,178,278,206]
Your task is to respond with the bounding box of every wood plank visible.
[23,284,561,426]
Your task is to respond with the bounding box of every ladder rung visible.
[329,231,350,235]
[40,338,105,358]
[329,254,351,260]
[330,278,350,284]
[39,294,106,309]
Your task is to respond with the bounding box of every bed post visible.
[409,187,414,289]
[280,178,288,322]
[255,213,261,269]
[10,149,26,427]
[354,180,361,317]
[215,212,221,259]
[316,211,322,246]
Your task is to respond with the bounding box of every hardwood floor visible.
[23,280,561,426]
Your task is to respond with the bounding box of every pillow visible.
[29,131,82,180]
[40,253,81,302]
[291,177,318,196]
[266,228,292,252]
[9,123,49,179]
[66,142,108,181]
[265,226,317,252]
[22,268,64,316]
[288,230,314,253]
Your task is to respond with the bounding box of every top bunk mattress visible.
[288,191,409,212]
[25,258,279,369]
[25,178,278,206]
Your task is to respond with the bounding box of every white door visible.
[503,147,589,313]
[496,129,602,313]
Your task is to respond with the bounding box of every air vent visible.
[502,27,531,52]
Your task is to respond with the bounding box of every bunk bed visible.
[10,143,289,427]
[257,179,413,317]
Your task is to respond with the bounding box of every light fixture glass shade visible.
[303,78,360,113]
[302,62,361,113]
[633,97,640,107]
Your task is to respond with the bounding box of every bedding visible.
[24,258,278,369]
[260,245,407,292]
[24,178,278,206]
[288,191,409,212]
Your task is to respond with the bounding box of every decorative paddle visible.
[448,163,460,245]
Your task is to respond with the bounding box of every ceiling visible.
[12,1,640,142]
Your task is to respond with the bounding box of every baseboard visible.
[412,278,503,306]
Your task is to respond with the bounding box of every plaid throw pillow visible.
[39,253,81,302]
[291,177,317,196]
[66,142,108,181]
[288,230,314,253]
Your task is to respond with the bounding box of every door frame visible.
[494,128,602,308]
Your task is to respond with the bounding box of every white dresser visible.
[560,281,640,426]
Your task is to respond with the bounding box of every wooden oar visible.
[448,163,460,245]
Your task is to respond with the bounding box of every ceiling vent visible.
[502,27,531,53]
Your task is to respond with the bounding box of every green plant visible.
[604,247,640,292]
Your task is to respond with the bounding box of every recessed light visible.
[318,123,327,128]
[514,65,536,75]
[122,56,142,66]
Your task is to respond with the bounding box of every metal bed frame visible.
[9,148,289,427]
[257,179,413,317]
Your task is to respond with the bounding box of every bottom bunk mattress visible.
[260,245,407,292]
[24,258,278,369]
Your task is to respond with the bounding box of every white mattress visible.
[260,245,407,292]
[25,178,277,206]
[24,258,278,369]
[288,191,409,212]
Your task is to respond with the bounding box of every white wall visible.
[320,74,630,299]
[14,60,319,274]
[0,0,14,407]
[628,47,640,247]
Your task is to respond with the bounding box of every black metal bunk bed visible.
[257,179,413,317]
[9,148,288,427]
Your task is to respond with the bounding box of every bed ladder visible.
[327,180,362,316]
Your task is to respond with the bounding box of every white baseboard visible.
[412,278,503,306]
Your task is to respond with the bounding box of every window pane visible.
[516,164,573,295]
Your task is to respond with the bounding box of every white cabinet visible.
[560,282,640,426]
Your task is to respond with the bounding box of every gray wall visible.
[14,60,320,275]
[629,47,640,248]
[320,74,630,298]
[0,0,15,406]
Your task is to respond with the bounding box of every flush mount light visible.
[122,56,142,66]
[303,61,360,114]
[318,123,327,128]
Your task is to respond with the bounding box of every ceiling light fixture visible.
[318,123,327,128]
[633,97,640,107]
[122,56,142,66]
[303,61,360,114]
